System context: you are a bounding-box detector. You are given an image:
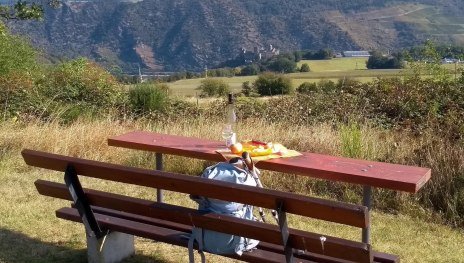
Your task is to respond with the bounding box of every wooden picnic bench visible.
[108,131,432,245]
[23,149,400,263]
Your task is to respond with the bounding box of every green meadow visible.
[168,58,464,97]
[167,58,392,97]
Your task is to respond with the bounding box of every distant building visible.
[240,44,280,63]
[343,51,370,57]
[441,58,460,64]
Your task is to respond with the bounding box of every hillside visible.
[6,0,464,72]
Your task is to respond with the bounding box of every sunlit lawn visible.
[297,57,369,71]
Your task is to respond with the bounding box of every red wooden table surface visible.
[108,131,431,193]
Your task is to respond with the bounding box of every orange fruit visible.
[230,143,243,154]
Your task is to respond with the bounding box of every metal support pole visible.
[155,153,163,203]
[362,185,372,244]
[277,200,294,263]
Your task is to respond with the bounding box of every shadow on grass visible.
[0,228,168,263]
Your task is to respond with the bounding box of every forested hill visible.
[6,0,464,72]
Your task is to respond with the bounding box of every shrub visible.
[42,58,123,107]
[196,78,230,97]
[129,83,170,114]
[268,57,296,73]
[300,63,310,72]
[240,64,260,76]
[366,51,403,69]
[318,79,337,93]
[297,82,318,94]
[253,73,293,96]
[241,81,258,97]
[0,32,38,76]
[0,71,39,119]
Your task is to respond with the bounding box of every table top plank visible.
[108,131,431,193]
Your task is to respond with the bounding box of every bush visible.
[318,80,337,93]
[297,82,318,94]
[268,57,296,73]
[366,51,403,69]
[303,49,334,60]
[253,73,293,96]
[300,63,310,72]
[240,64,260,76]
[0,71,39,119]
[241,81,258,97]
[42,58,123,107]
[129,83,170,114]
[0,32,38,76]
[196,78,230,97]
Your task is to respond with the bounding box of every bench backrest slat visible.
[36,179,372,263]
[23,149,368,228]
[22,149,368,228]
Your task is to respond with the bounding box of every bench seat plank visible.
[89,206,398,263]
[36,180,371,262]
[57,207,317,263]
[23,149,368,228]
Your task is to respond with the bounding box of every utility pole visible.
[455,61,458,82]
[138,64,143,83]
[205,66,208,78]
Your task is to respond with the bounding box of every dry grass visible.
[1,118,463,262]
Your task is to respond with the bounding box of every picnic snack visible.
[229,140,288,157]
[230,142,243,154]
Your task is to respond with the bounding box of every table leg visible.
[362,185,372,244]
[156,153,163,203]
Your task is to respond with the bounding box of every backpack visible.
[188,162,260,262]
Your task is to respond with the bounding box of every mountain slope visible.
[6,0,464,72]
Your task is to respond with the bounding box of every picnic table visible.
[108,131,431,244]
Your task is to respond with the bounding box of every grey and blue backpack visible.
[188,161,260,262]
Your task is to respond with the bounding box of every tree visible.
[1,1,61,34]
[314,48,334,60]
[0,1,60,20]
[404,40,449,82]
[196,78,230,97]
[293,51,302,62]
[240,64,260,76]
[268,57,296,73]
[300,63,310,72]
[366,50,404,69]
[302,49,334,60]
[253,73,293,96]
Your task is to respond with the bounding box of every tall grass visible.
[2,118,464,262]
[2,114,462,226]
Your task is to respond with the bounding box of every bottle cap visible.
[228,93,234,104]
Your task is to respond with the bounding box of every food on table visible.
[230,142,243,154]
[229,140,288,157]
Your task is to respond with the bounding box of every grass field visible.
[167,58,463,97]
[1,119,464,262]
[297,58,368,71]
[167,58,405,96]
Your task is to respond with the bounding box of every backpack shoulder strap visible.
[188,229,206,263]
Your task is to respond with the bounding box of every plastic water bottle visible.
[222,93,236,147]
